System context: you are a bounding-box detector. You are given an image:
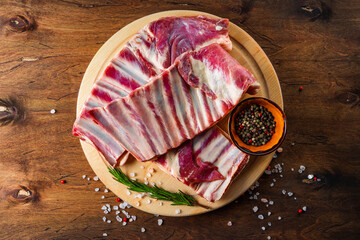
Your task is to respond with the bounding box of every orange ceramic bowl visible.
[228,97,287,156]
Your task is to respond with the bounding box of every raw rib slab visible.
[155,127,250,202]
[88,44,257,162]
[73,16,232,166]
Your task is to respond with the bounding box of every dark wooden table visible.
[1,0,359,239]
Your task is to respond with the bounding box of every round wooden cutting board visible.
[76,10,283,216]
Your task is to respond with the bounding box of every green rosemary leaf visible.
[108,166,197,207]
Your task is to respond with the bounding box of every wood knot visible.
[9,186,38,203]
[0,97,25,126]
[300,0,332,21]
[8,15,36,32]
[335,90,360,106]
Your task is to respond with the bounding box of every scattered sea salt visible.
[107,220,111,223]
[131,215,137,221]
[159,202,163,206]
[258,214,264,220]
[101,206,107,210]
[102,217,107,222]
[146,199,151,204]
[282,189,286,195]
[175,209,181,214]
[267,236,271,240]
[291,168,294,171]
[261,198,268,203]
[116,216,122,222]
[140,166,145,169]
[216,26,223,31]
[146,173,152,178]
[104,189,109,193]
[144,181,149,185]
[101,196,105,199]
[95,188,100,192]
[150,182,155,186]
[93,176,99,181]
[87,177,91,181]
[300,165,306,171]
[255,181,260,187]
[280,174,283,178]
[264,170,272,175]
[129,218,133,222]
[82,175,86,179]
[158,219,163,226]
[126,190,131,195]
[113,206,119,210]
[50,109,56,114]
[154,214,159,217]
[317,178,321,182]
[227,221,232,226]
[302,206,307,211]
[273,179,276,182]
[261,226,265,230]
[288,192,293,197]
[104,210,109,214]
[273,153,277,159]
[266,204,269,207]
[135,202,140,207]
[268,222,272,226]
[253,206,258,213]
[269,201,274,205]
[291,142,295,146]
[158,181,162,185]
[122,222,127,226]
[278,216,282,220]
[141,227,146,232]
[277,147,283,153]
[270,183,274,187]
[103,233,108,237]
[116,210,120,215]
[130,173,136,177]
[294,197,297,200]
[253,195,258,200]
[298,170,303,174]
[267,211,271,216]
[149,168,155,173]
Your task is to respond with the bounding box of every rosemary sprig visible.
[108,167,197,206]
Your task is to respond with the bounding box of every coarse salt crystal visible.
[267,236,271,240]
[277,147,283,153]
[291,142,295,146]
[253,195,258,200]
[249,196,254,200]
[105,204,110,208]
[266,204,269,207]
[216,26,223,31]
[116,216,122,222]
[87,178,91,181]
[129,218,133,222]
[146,199,151,204]
[175,209,181,214]
[273,179,276,182]
[159,202,163,206]
[317,178,321,181]
[140,166,145,169]
[270,183,274,187]
[103,233,108,237]
[256,192,260,196]
[113,206,119,210]
[93,176,99,181]
[104,189,109,193]
[149,168,155,173]
[302,206,307,211]
[261,226,265,230]
[146,173,151,178]
[101,196,105,199]
[291,168,294,171]
[267,211,271,216]
[288,192,293,197]
[280,174,283,178]
[130,173,136,177]
[158,219,163,226]
[158,181,162,185]
[150,182,155,186]
[141,227,145,232]
[132,215,137,221]
[144,181,149,185]
[269,201,274,205]
[50,109,56,114]
[278,216,282,220]
[104,210,109,214]
[126,190,131,195]
[273,153,277,159]
[298,169,303,173]
[82,175,86,179]
[300,165,306,171]
[253,206,258,213]
[101,206,107,210]
[123,222,127,226]
[264,170,272,175]
[268,222,272,226]
[144,177,148,181]
[227,221,232,226]
[282,190,286,195]
[258,214,264,220]
[154,214,159,217]
[294,197,297,200]
[255,181,260,187]
[102,217,107,222]
[135,202,140,207]
[116,210,120,215]
[95,188,100,192]
[308,174,314,179]
[261,198,268,203]
[107,220,111,223]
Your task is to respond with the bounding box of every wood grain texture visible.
[0,0,359,239]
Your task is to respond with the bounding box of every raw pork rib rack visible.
[73,16,258,202]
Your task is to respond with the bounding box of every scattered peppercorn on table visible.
[0,1,359,239]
